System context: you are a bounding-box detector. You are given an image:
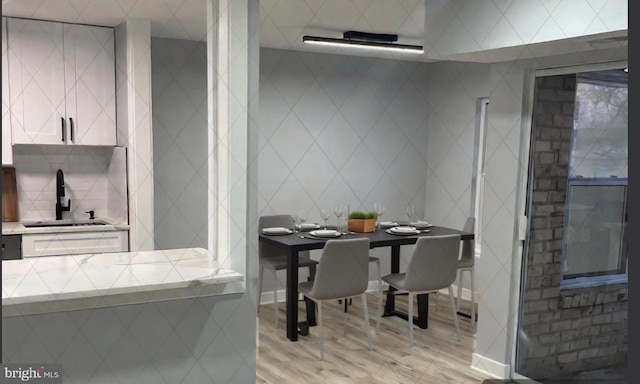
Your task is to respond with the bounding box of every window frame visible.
[560,72,628,290]
[560,177,628,289]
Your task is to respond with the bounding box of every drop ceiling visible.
[1,0,627,63]
[1,0,429,61]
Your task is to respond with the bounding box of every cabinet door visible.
[2,18,13,164]
[63,24,116,146]
[22,230,129,257]
[8,18,66,145]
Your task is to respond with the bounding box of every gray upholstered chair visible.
[342,254,383,334]
[380,234,461,346]
[258,214,318,328]
[456,217,476,323]
[298,238,372,359]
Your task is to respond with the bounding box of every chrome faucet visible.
[55,169,71,220]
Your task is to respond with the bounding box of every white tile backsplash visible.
[12,145,117,222]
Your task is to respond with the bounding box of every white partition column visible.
[208,0,259,275]
[115,19,154,251]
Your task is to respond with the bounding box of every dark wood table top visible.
[259,225,474,252]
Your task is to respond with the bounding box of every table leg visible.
[383,245,400,315]
[416,294,429,329]
[305,296,316,326]
[286,248,298,341]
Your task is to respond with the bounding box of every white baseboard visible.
[260,281,385,305]
[471,353,510,380]
[261,282,473,306]
[438,285,473,302]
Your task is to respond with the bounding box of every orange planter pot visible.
[348,219,376,233]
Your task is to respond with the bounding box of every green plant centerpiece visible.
[348,211,378,233]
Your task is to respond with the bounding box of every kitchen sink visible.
[22,220,108,228]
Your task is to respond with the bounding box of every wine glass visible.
[334,205,344,232]
[405,204,414,222]
[298,210,308,228]
[374,202,386,229]
[320,207,331,229]
[291,212,299,232]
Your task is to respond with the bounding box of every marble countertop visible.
[2,247,245,317]
[2,217,130,235]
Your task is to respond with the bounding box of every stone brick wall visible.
[519,75,628,379]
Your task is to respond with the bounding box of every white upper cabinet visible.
[2,18,13,164]
[8,18,66,145]
[7,18,116,146]
[63,23,116,146]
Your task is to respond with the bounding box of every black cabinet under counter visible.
[1,234,22,260]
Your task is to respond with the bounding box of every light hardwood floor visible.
[257,291,492,384]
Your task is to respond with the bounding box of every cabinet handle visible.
[61,117,66,142]
[70,117,74,143]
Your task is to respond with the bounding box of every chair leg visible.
[308,263,316,281]
[273,269,278,329]
[361,293,372,351]
[257,266,264,313]
[375,259,383,335]
[318,300,324,359]
[456,269,463,311]
[448,285,461,341]
[408,292,414,347]
[344,302,348,336]
[470,268,476,324]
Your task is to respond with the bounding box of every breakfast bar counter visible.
[2,247,247,383]
[2,247,244,316]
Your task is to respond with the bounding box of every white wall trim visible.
[471,353,511,379]
[536,60,627,77]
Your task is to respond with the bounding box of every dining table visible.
[258,224,474,342]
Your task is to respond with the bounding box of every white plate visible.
[380,221,399,228]
[309,230,341,238]
[391,226,418,233]
[297,223,320,230]
[411,221,432,229]
[262,227,292,235]
[387,227,420,235]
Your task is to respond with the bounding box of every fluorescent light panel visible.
[302,35,423,54]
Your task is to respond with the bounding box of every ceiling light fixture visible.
[303,31,423,54]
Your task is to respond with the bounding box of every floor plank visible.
[257,291,492,384]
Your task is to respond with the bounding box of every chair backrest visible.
[308,238,370,300]
[258,215,295,261]
[403,234,461,292]
[460,217,475,264]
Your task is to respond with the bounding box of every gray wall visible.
[258,48,433,291]
[424,61,490,294]
[151,37,208,250]
[424,61,489,229]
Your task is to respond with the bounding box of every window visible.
[561,70,628,288]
